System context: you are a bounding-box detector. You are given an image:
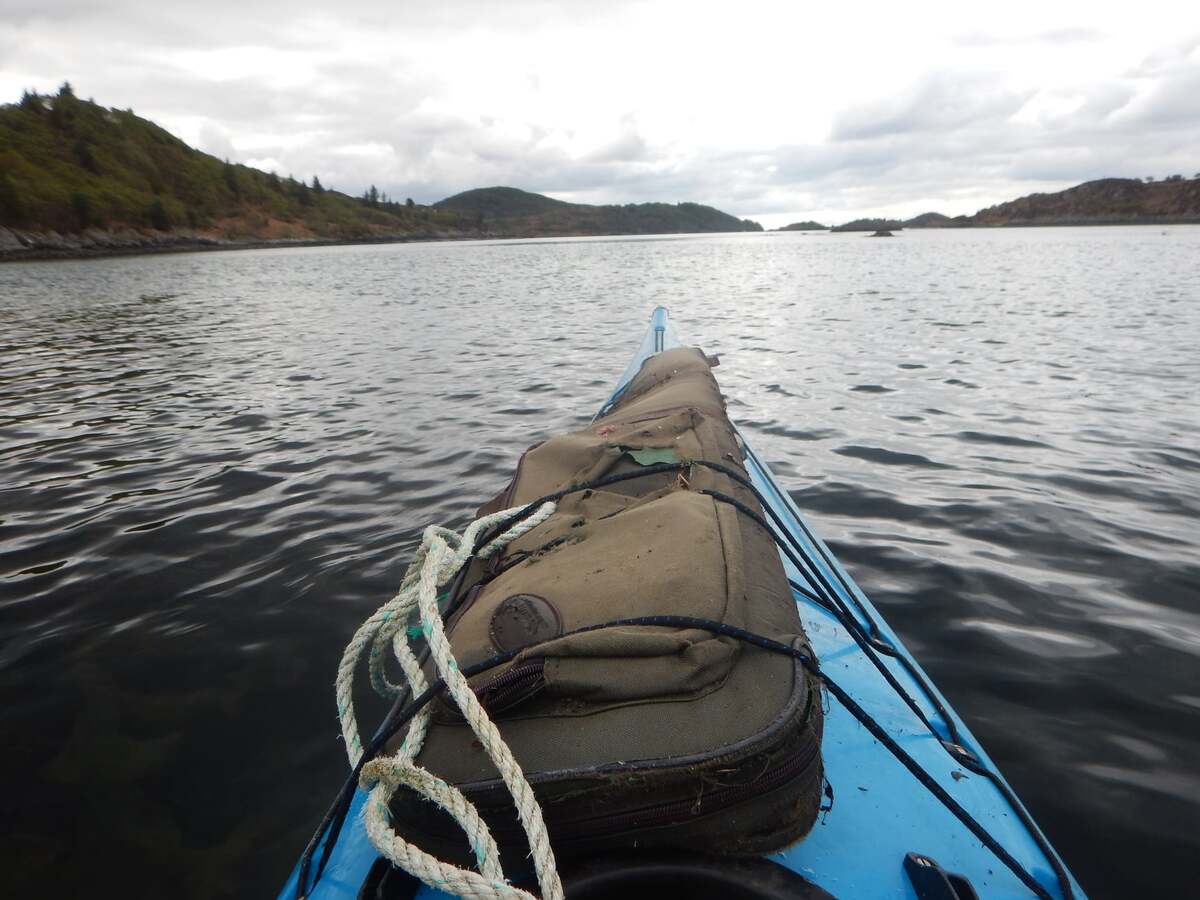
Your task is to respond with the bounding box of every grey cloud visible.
[197,122,237,160]
[1127,36,1200,77]
[1074,83,1139,123]
[830,74,1033,141]
[2,0,631,46]
[1112,66,1200,126]
[583,115,649,164]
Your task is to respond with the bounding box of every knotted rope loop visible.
[336,501,563,900]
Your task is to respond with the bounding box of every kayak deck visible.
[282,307,1083,900]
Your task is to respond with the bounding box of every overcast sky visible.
[3,1,1198,226]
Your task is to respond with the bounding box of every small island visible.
[831,218,904,233]
[775,221,827,231]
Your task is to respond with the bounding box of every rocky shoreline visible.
[0,225,485,263]
[6,215,1200,264]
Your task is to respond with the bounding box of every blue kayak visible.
[281,307,1085,900]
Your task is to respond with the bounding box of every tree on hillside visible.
[58,81,75,98]
[73,138,100,174]
[147,198,170,230]
[70,192,92,229]
[312,175,324,193]
[368,185,379,206]
[19,90,40,111]
[0,173,26,225]
[406,197,414,208]
[223,160,240,197]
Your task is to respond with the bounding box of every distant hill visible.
[435,186,762,235]
[831,218,903,233]
[903,211,963,228]
[968,177,1200,226]
[850,177,1200,231]
[436,186,570,219]
[775,221,827,231]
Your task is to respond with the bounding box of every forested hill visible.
[871,178,1200,230]
[0,84,470,246]
[435,186,763,234]
[967,177,1200,226]
[0,86,761,259]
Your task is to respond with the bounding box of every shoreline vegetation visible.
[2,85,1200,263]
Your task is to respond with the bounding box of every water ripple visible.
[1,229,1199,898]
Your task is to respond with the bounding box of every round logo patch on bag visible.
[490,594,561,653]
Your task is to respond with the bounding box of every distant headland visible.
[780,178,1200,233]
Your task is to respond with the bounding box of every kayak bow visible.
[281,307,1085,900]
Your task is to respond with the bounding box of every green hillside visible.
[0,85,763,258]
[903,212,963,228]
[436,186,763,234]
[437,186,571,219]
[0,83,464,240]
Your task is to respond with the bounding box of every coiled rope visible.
[335,501,563,900]
[298,459,1070,900]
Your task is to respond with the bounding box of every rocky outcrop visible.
[0,225,508,262]
[0,227,27,253]
[0,226,229,261]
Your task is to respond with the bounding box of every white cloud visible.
[196,121,237,160]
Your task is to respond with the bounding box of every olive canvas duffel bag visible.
[386,347,824,875]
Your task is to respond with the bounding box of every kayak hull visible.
[281,307,1084,900]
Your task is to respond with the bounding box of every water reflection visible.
[1,228,1198,898]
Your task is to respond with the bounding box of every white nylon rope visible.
[335,501,563,900]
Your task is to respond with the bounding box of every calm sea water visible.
[1,228,1198,898]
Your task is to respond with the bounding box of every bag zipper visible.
[467,688,820,841]
[543,734,821,840]
[477,659,546,713]
[439,659,547,722]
